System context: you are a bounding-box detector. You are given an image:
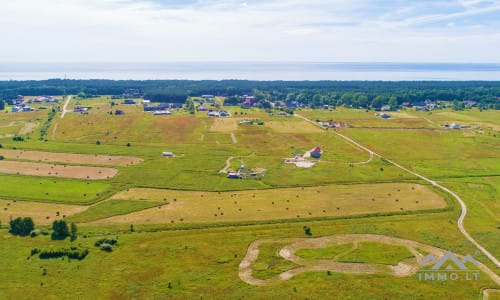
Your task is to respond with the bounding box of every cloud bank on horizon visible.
[0,0,499,62]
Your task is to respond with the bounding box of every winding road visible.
[295,113,500,268]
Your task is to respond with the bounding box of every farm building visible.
[310,147,322,159]
[123,99,136,105]
[74,107,89,113]
[153,110,173,115]
[207,111,220,117]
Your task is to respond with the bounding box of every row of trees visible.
[1,80,499,108]
[9,217,77,241]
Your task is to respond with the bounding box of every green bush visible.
[9,217,35,236]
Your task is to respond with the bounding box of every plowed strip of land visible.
[0,161,118,179]
[0,149,142,166]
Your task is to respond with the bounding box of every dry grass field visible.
[0,161,118,179]
[266,120,323,133]
[0,199,85,225]
[85,183,446,225]
[0,149,142,166]
[209,118,238,132]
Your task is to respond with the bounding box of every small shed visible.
[310,147,322,159]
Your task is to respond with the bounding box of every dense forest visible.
[0,79,499,109]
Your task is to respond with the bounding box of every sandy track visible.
[239,234,500,286]
[219,153,254,173]
[60,95,72,119]
[230,132,237,144]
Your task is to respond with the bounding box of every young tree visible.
[51,220,70,240]
[70,223,78,241]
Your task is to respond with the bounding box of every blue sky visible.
[0,0,499,62]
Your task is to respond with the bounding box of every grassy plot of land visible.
[51,110,206,144]
[341,128,500,178]
[252,242,298,280]
[265,120,323,133]
[209,117,238,132]
[0,174,111,204]
[66,200,163,223]
[299,108,435,128]
[295,243,354,259]
[0,199,85,225]
[337,242,414,265]
[86,183,446,225]
[437,176,500,258]
[0,213,494,299]
[0,149,143,166]
[0,160,118,180]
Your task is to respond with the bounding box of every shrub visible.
[100,243,113,252]
[9,217,35,236]
[38,247,89,260]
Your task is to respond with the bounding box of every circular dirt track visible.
[239,234,500,287]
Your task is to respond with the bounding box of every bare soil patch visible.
[0,160,118,179]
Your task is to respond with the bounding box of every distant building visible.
[123,99,136,105]
[310,147,322,159]
[153,110,173,115]
[381,105,391,111]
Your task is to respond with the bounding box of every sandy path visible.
[239,234,500,287]
[60,95,72,119]
[51,122,58,140]
[219,153,254,173]
[295,113,500,269]
[230,132,237,144]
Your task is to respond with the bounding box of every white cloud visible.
[0,0,498,62]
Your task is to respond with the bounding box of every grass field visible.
[0,214,497,299]
[0,174,111,204]
[66,200,163,223]
[336,242,414,265]
[83,183,446,225]
[0,99,498,299]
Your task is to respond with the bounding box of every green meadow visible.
[0,97,498,299]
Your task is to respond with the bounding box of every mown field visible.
[0,97,499,299]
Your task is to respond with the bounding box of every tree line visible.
[1,79,499,109]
